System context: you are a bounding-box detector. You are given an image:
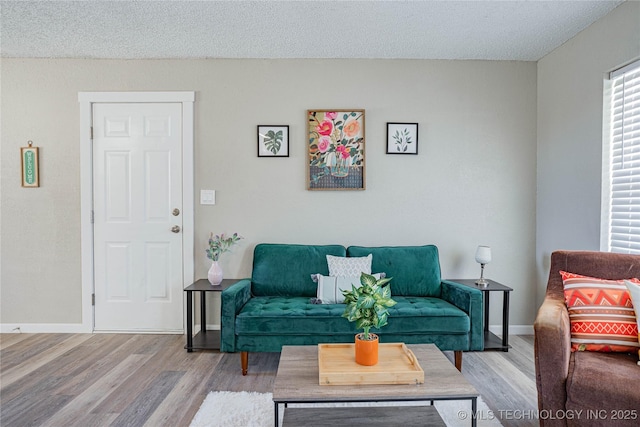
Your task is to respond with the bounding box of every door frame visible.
[78,92,195,333]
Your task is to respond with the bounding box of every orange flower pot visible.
[355,333,379,366]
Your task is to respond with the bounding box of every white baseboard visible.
[0,323,91,333]
[0,323,192,334]
[1,322,529,336]
[93,330,183,334]
[488,324,533,336]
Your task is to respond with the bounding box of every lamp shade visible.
[475,245,492,264]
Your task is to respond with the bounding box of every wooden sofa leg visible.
[454,351,462,371]
[241,352,248,376]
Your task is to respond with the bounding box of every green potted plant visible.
[342,272,396,366]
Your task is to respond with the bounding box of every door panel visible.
[145,151,171,221]
[93,103,183,332]
[145,242,171,300]
[105,242,131,300]
[105,152,131,221]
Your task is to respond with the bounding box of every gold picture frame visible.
[307,109,365,191]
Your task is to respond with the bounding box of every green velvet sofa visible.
[221,243,484,375]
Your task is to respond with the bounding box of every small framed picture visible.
[257,125,289,157]
[387,123,418,155]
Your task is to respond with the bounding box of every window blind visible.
[608,60,640,254]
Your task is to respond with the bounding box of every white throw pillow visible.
[316,273,383,304]
[326,254,372,277]
[624,280,640,366]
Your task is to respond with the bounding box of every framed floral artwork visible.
[257,125,289,157]
[386,123,418,154]
[307,110,365,190]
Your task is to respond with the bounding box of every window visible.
[603,60,640,254]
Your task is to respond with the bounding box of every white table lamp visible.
[475,245,492,286]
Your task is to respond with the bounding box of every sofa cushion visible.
[236,297,348,334]
[566,351,640,418]
[387,297,469,334]
[235,296,468,335]
[326,254,372,276]
[252,244,346,296]
[347,245,441,297]
[561,271,639,353]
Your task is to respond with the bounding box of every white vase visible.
[208,261,223,285]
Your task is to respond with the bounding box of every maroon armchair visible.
[534,251,640,427]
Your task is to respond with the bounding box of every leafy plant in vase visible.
[205,232,243,285]
[342,272,396,366]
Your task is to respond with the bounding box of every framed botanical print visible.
[257,125,289,157]
[387,122,418,154]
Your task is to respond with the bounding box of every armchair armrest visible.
[220,279,252,352]
[441,280,484,350]
[534,293,571,418]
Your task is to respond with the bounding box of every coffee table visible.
[272,344,479,427]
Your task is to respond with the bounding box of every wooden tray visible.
[318,343,424,386]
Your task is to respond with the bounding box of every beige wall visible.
[1,58,537,329]
[536,1,640,304]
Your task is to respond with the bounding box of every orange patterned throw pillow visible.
[561,271,640,353]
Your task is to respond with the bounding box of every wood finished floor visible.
[0,334,537,427]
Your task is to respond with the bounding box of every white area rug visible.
[190,391,503,427]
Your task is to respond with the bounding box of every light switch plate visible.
[200,190,216,205]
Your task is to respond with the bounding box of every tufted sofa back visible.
[251,243,443,298]
[347,245,442,297]
[251,244,346,296]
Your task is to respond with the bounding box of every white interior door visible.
[93,102,183,332]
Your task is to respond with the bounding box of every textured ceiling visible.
[0,0,626,61]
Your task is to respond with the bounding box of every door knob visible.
[172,208,180,216]
[171,225,181,233]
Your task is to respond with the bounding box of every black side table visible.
[448,279,513,351]
[184,278,237,352]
